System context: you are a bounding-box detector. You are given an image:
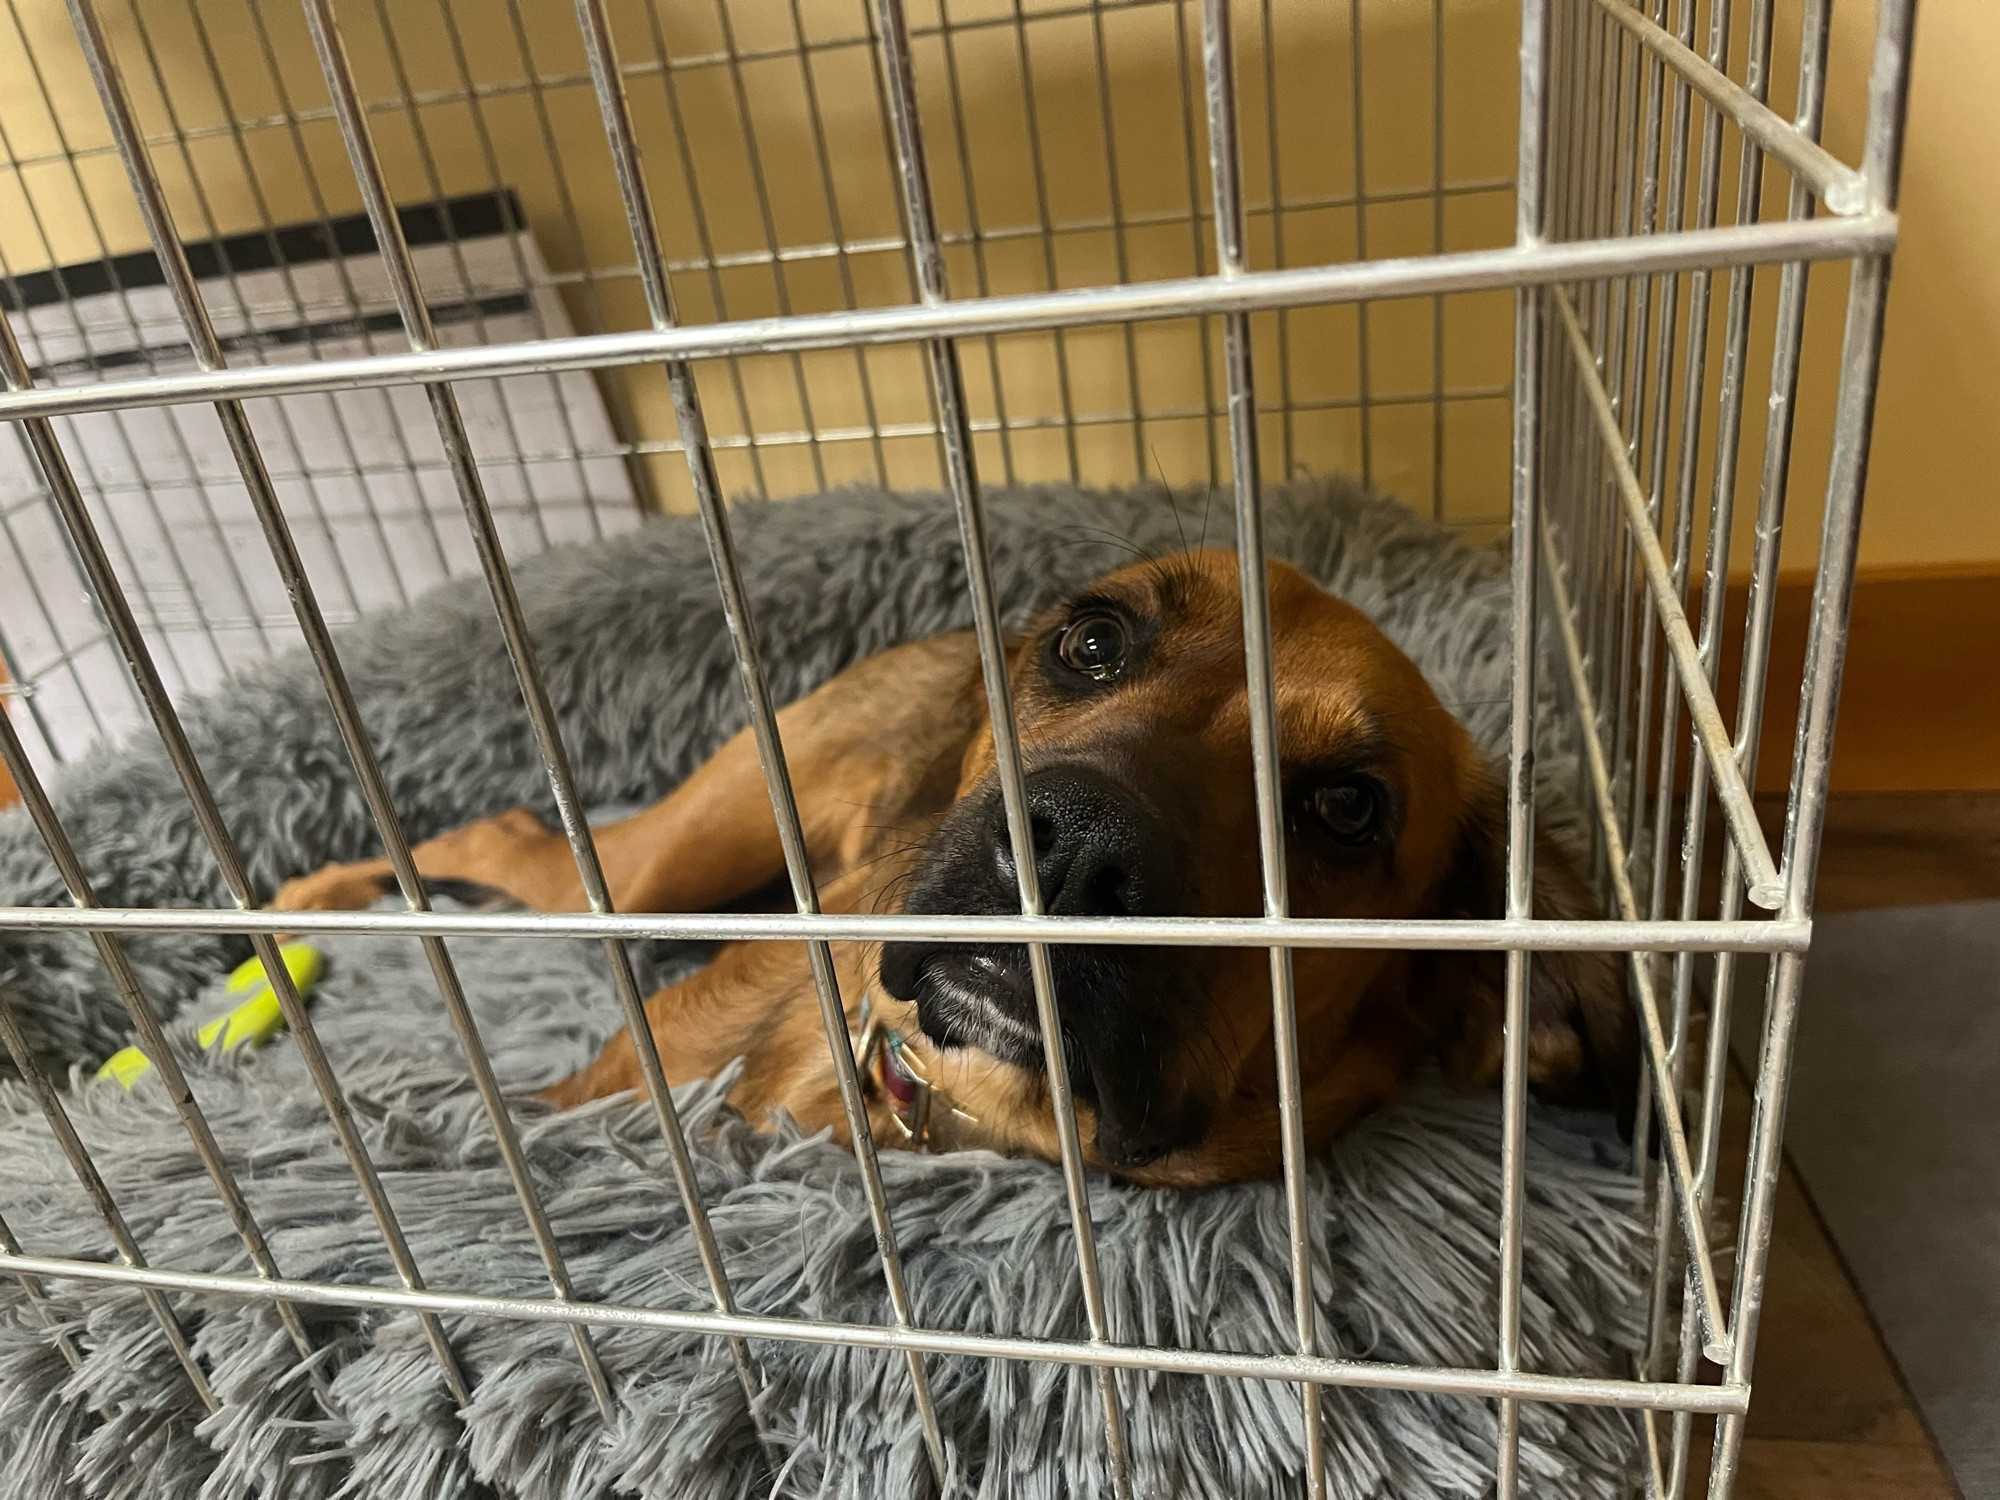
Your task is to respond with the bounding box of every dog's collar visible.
[854,993,980,1153]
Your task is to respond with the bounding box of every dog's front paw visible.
[270,859,394,913]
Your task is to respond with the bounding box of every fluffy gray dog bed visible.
[0,480,1644,1499]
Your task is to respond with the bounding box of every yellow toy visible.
[97,941,324,1090]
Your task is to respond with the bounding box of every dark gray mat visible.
[0,480,1643,1499]
[1747,900,2000,1499]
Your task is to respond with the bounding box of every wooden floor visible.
[1689,791,1998,1500]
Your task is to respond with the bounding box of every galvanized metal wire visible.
[0,0,1918,1494]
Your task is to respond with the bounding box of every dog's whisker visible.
[1163,463,1192,558]
[1047,525,1155,568]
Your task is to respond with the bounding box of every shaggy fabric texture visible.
[0,480,1642,1498]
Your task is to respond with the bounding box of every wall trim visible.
[1719,562,2000,794]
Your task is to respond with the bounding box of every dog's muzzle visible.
[878,762,1209,1168]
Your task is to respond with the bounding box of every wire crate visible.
[0,0,1916,1495]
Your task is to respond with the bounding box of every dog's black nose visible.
[993,765,1178,917]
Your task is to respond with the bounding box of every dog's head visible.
[879,551,1636,1169]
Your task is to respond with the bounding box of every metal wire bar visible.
[1,0,278,675]
[1590,7,1636,735]
[1082,0,1150,483]
[779,0,893,486]
[0,0,1918,1481]
[1670,0,1836,1478]
[1619,4,1673,794]
[1641,1407,1671,1500]
[1570,1,1620,736]
[146,0,415,616]
[1556,0,1593,243]
[234,0,459,587]
[1708,6,1917,1494]
[371,0,595,546]
[699,0,845,494]
[1543,0,1578,246]
[0,50,235,699]
[0,1245,1748,1414]
[1561,0,1605,930]
[3,96,1499,263]
[352,6,554,560]
[0,302,472,1405]
[1695,0,1832,1205]
[323,0,763,1379]
[627,0,772,501]
[1650,0,1782,1427]
[61,0,614,1414]
[483,0,610,344]
[1347,0,1374,484]
[0,653,328,1400]
[0,215,1895,426]
[484,0,653,508]
[1007,1,1089,481]
[920,5,1032,488]
[1647,0,1733,1107]
[18,386,1513,505]
[563,0,938,1454]
[1628,0,1705,1181]
[1595,21,1646,818]
[1539,514,1730,1366]
[1544,0,1592,1048]
[1588,0,1864,215]
[108,0,375,629]
[1168,0,1223,487]
[1495,0,1551,1488]
[1636,0,1733,1399]
[1641,0,1782,1476]
[1201,2,1324,1491]
[1624,0,1688,848]
[0,991,211,1407]
[0,1207,84,1372]
[1613,0,1672,879]
[1258,0,1298,479]
[0,904,1809,952]
[1551,288,1782,909]
[1678,0,1773,902]
[1645,0,1738,1151]
[872,0,1136,1484]
[0,472,119,751]
[304,0,779,1418]
[1428,0,1448,515]
[931,11,1026,486]
[389,174,1513,295]
[0,0,1353,178]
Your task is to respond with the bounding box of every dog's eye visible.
[1056,612,1128,681]
[1307,778,1383,844]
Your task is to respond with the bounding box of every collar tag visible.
[855,993,934,1150]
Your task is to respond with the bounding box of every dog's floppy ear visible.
[1416,774,1640,1134]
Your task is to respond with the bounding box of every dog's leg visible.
[538,937,839,1106]
[271,631,982,918]
[537,940,777,1108]
[268,809,565,914]
[540,867,891,1116]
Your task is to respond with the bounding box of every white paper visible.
[1,212,639,771]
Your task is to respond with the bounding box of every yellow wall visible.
[1681,0,2000,575]
[1826,0,2000,569]
[0,0,1522,529]
[0,0,1988,570]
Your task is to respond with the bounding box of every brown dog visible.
[274,551,1635,1187]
